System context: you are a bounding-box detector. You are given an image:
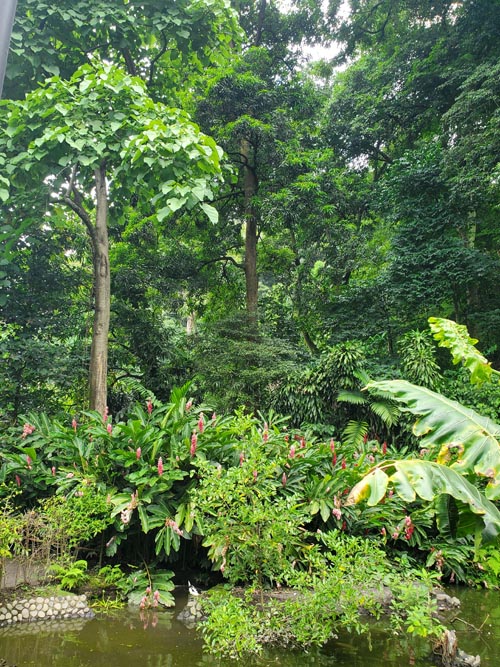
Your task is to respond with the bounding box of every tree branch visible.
[148,30,169,87]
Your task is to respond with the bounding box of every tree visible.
[196,0,327,327]
[4,0,240,100]
[1,62,225,414]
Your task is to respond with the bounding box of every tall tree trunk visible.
[88,163,110,415]
[242,138,259,327]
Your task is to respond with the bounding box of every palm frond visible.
[337,389,367,405]
[342,420,368,448]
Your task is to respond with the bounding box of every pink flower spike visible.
[341,458,347,470]
[21,423,35,439]
[136,447,142,459]
[332,453,337,466]
[282,472,287,486]
[197,412,205,433]
[26,454,32,469]
[239,452,245,466]
[330,439,335,453]
[211,412,217,422]
[103,406,109,423]
[153,590,160,601]
[15,474,21,487]
[51,466,56,476]
[147,399,153,415]
[190,432,197,457]
[145,586,151,594]
[72,418,77,432]
[157,456,164,476]
[185,399,193,412]
[289,445,296,459]
[106,423,112,434]
[382,441,387,455]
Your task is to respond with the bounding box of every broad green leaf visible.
[348,460,500,533]
[366,467,389,505]
[367,380,500,496]
[167,196,187,212]
[428,317,493,385]
[157,207,171,222]
[347,467,388,505]
[200,202,218,223]
[390,468,416,502]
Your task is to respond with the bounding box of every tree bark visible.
[88,163,110,415]
[242,138,259,327]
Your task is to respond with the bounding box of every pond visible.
[0,587,498,667]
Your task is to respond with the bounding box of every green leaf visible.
[348,460,500,532]
[157,207,171,222]
[347,467,388,505]
[137,504,149,533]
[428,317,493,385]
[367,380,500,496]
[200,202,218,223]
[366,467,389,505]
[390,469,416,502]
[167,196,187,212]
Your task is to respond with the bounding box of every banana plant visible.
[348,319,500,541]
[428,317,499,386]
[347,380,500,538]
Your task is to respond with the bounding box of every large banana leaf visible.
[428,317,494,385]
[366,380,500,499]
[347,460,500,534]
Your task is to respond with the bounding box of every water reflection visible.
[0,589,498,667]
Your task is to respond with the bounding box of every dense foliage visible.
[1,0,500,659]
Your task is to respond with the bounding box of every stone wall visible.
[0,594,94,626]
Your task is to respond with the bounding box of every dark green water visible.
[0,588,498,667]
